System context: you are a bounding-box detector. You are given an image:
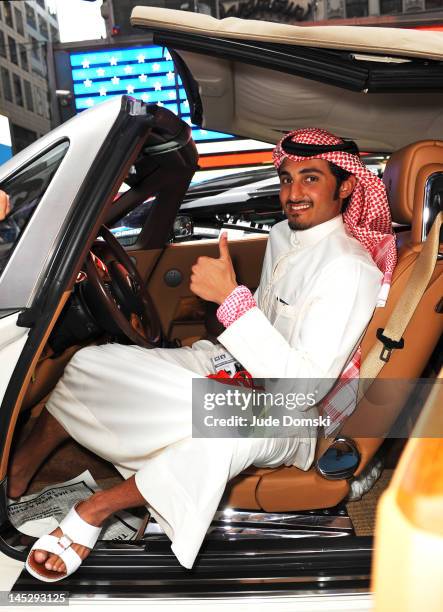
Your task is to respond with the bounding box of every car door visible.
[0,96,196,558]
[0,140,71,488]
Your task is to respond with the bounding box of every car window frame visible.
[0,140,70,280]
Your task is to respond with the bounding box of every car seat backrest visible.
[337,140,443,473]
[383,139,443,242]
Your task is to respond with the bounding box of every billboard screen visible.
[69,43,233,145]
[54,42,272,172]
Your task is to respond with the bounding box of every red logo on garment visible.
[206,370,264,390]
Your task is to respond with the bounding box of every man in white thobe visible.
[11,128,394,581]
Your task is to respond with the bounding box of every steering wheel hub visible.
[85,225,162,348]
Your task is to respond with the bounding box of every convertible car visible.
[0,6,442,607]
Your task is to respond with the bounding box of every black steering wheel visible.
[85,225,162,348]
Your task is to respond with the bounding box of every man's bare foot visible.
[31,526,92,576]
[26,475,145,581]
[30,497,106,577]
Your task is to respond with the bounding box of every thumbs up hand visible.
[218,230,231,262]
[190,232,238,304]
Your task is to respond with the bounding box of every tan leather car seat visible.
[225,140,443,511]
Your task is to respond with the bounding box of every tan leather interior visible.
[0,290,72,480]
[342,259,442,474]
[21,344,86,413]
[225,140,443,511]
[383,140,443,240]
[128,248,162,286]
[141,236,267,340]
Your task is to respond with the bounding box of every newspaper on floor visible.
[7,470,143,541]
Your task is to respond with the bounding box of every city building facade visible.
[0,0,59,153]
[216,0,443,26]
[101,1,215,37]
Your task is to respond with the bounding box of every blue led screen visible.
[70,45,234,143]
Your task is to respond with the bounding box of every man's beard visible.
[288,220,312,231]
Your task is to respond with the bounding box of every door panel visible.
[139,236,267,342]
[0,312,29,479]
[0,313,29,407]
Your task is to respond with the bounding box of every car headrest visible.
[383,140,443,243]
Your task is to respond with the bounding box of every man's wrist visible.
[217,283,238,305]
[217,285,257,327]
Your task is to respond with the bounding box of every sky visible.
[49,0,107,42]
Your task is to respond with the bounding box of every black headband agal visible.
[281,137,360,157]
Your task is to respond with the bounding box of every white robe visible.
[46,215,382,568]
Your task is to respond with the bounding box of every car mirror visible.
[173,215,194,240]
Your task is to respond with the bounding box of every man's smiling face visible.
[278,158,355,231]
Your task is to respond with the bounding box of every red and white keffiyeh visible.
[217,285,257,328]
[273,128,397,435]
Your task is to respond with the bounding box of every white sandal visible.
[25,501,102,582]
